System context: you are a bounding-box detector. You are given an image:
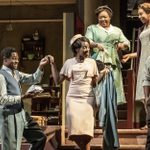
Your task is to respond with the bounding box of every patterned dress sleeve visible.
[117,27,130,49]
[85,25,95,41]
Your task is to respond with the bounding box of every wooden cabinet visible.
[31,86,62,125]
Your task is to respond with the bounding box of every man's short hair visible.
[1,47,17,59]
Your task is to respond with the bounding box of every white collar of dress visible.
[97,24,114,32]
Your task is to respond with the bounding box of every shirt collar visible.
[2,65,14,76]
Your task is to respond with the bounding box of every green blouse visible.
[85,24,130,69]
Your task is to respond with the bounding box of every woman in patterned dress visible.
[85,5,130,104]
[48,34,99,150]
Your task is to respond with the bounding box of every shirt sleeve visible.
[0,74,21,105]
[19,67,44,84]
[60,59,72,78]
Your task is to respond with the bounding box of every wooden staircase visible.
[59,128,147,150]
[5,126,147,150]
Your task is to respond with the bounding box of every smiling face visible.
[138,8,150,25]
[98,10,111,28]
[4,52,19,70]
[76,41,90,62]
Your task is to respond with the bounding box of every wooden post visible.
[127,69,135,128]
[61,12,74,145]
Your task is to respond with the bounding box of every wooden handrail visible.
[121,69,135,128]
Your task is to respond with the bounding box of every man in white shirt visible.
[0,47,48,150]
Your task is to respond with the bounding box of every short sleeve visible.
[117,27,130,49]
[85,25,94,41]
[60,59,73,78]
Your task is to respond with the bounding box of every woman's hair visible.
[71,36,90,55]
[95,5,113,18]
[1,47,17,59]
[138,3,150,14]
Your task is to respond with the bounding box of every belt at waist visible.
[4,103,23,110]
[1,103,23,115]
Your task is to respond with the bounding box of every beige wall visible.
[84,0,99,30]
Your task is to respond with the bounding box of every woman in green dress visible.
[85,5,130,104]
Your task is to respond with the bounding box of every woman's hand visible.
[47,55,55,65]
[100,67,110,75]
[121,54,131,63]
[97,43,104,51]
[38,56,49,70]
[92,42,104,51]
[121,53,137,63]
[116,43,128,51]
[97,67,110,83]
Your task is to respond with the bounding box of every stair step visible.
[60,144,145,150]
[94,129,147,134]
[62,129,147,149]
[65,128,147,135]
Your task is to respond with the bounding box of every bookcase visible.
[21,32,45,60]
[31,86,62,125]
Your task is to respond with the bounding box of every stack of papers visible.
[26,85,44,94]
